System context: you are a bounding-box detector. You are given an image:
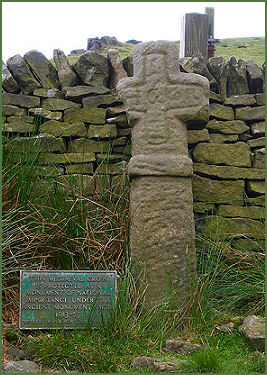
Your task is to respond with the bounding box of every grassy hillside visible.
[64,37,265,68]
[215,37,265,67]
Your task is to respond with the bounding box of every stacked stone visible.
[190,92,265,253]
[180,55,265,253]
[2,49,131,195]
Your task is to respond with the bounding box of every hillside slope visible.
[65,37,265,68]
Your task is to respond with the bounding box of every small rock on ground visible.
[7,347,28,360]
[154,360,188,372]
[131,356,160,369]
[216,322,235,333]
[131,356,188,372]
[238,315,265,352]
[164,339,202,355]
[3,360,39,373]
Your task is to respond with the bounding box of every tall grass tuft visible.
[182,227,265,332]
[2,137,130,322]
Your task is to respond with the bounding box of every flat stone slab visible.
[64,108,106,124]
[3,93,40,108]
[106,114,128,126]
[206,119,249,134]
[193,142,252,167]
[210,133,238,143]
[35,166,64,177]
[209,103,234,120]
[68,138,126,153]
[29,108,62,121]
[131,356,160,370]
[131,356,187,373]
[248,137,265,148]
[63,85,110,101]
[193,163,265,180]
[39,120,87,137]
[2,123,36,134]
[38,152,96,165]
[82,93,122,108]
[224,94,256,106]
[33,88,64,98]
[7,115,34,124]
[216,322,234,333]
[187,129,210,144]
[41,98,81,111]
[199,217,265,240]
[20,270,117,329]
[218,205,265,219]
[164,339,201,355]
[3,360,39,373]
[193,202,215,214]
[2,105,27,116]
[235,106,265,121]
[88,124,117,139]
[65,164,94,174]
[233,238,265,252]
[96,161,127,175]
[73,51,109,87]
[6,135,66,153]
[192,175,245,204]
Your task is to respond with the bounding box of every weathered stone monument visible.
[117,41,209,305]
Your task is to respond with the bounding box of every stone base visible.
[130,176,196,305]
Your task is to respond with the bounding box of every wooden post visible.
[205,7,214,38]
[180,13,209,62]
[206,7,215,59]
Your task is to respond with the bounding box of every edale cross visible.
[117,40,209,305]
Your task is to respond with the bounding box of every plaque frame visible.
[19,270,117,330]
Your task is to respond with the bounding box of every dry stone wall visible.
[2,48,265,254]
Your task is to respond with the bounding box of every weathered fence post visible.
[117,41,209,306]
[180,13,209,62]
[206,7,214,39]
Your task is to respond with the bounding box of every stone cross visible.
[117,41,209,306]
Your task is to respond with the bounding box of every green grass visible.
[3,223,264,372]
[5,263,264,373]
[60,37,265,68]
[2,135,130,322]
[215,37,265,67]
[195,234,265,318]
[7,304,265,373]
[181,333,265,373]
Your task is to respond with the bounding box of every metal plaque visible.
[19,270,117,329]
